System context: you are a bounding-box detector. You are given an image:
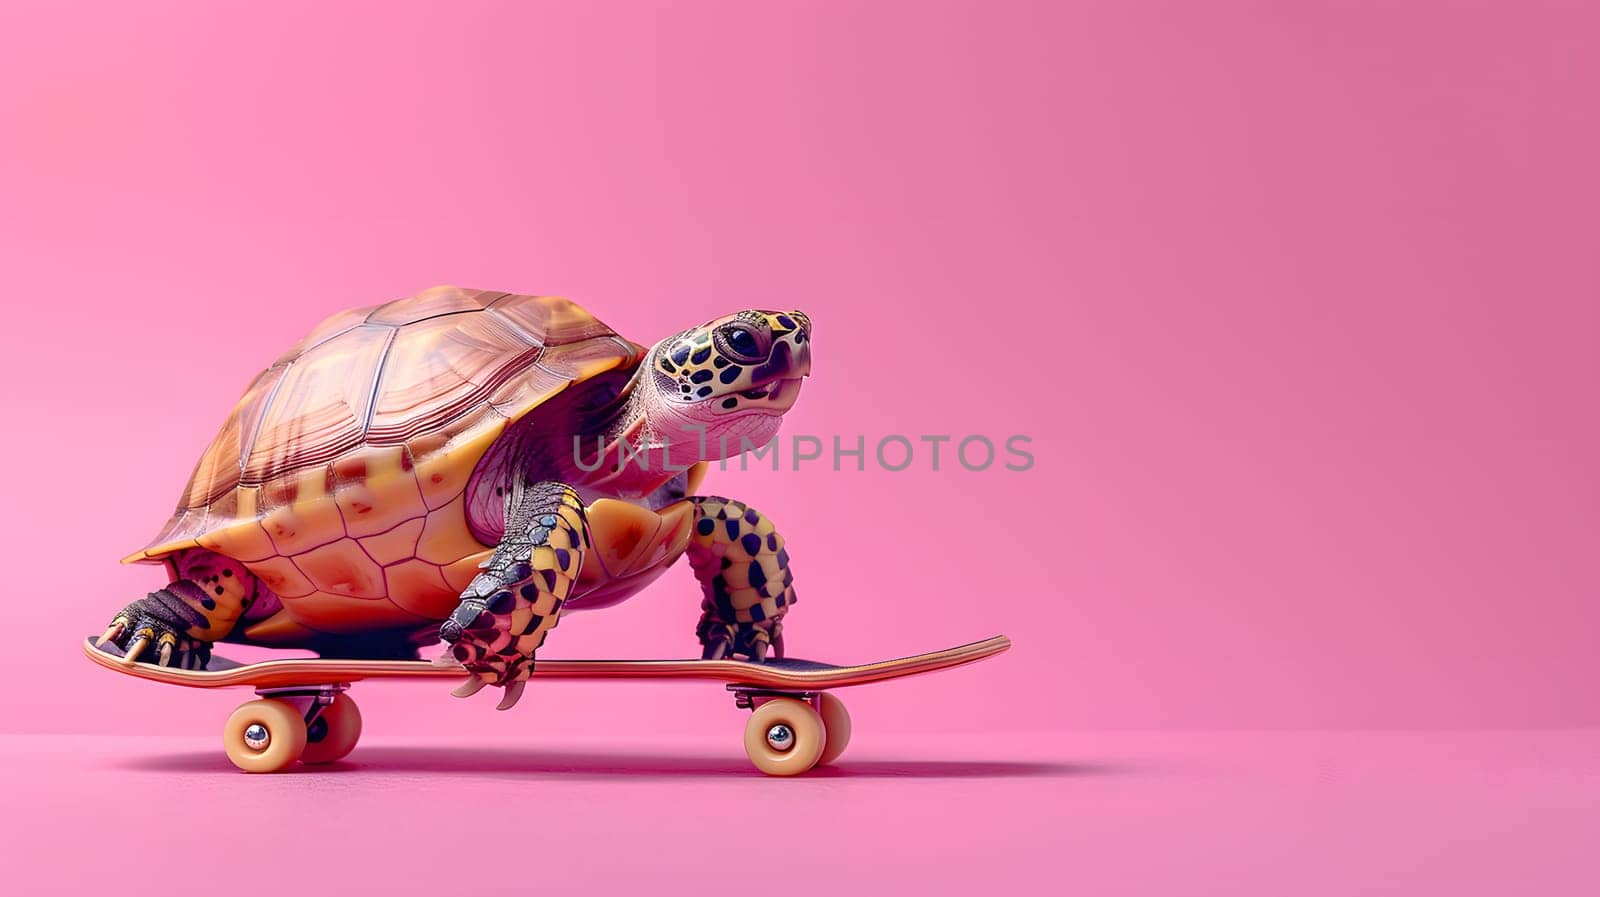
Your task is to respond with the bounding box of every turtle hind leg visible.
[683,496,795,663]
[98,549,256,669]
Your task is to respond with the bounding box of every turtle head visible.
[642,309,812,457]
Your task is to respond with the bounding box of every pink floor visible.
[2,730,1595,895]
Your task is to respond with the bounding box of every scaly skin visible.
[439,480,589,710]
[684,496,796,661]
[99,550,257,668]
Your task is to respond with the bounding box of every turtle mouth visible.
[723,377,802,414]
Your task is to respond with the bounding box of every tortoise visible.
[100,286,813,709]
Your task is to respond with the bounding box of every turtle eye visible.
[717,324,767,362]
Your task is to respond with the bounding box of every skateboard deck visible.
[82,634,1010,776]
[82,635,1010,690]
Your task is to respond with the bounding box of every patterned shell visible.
[127,287,644,573]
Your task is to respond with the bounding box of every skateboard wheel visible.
[223,699,307,773]
[743,698,825,776]
[300,693,362,765]
[816,692,852,766]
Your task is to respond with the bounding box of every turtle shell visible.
[124,286,644,636]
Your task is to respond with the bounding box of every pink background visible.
[1,0,1596,743]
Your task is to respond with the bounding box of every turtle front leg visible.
[438,480,588,710]
[684,497,796,662]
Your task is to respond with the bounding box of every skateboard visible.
[82,634,1011,776]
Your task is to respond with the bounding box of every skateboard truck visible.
[255,683,353,750]
[727,684,820,710]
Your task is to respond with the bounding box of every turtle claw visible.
[446,668,527,709]
[697,621,780,663]
[496,680,526,711]
[438,606,539,707]
[99,597,212,670]
[121,635,150,665]
[701,636,730,661]
[452,676,488,698]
